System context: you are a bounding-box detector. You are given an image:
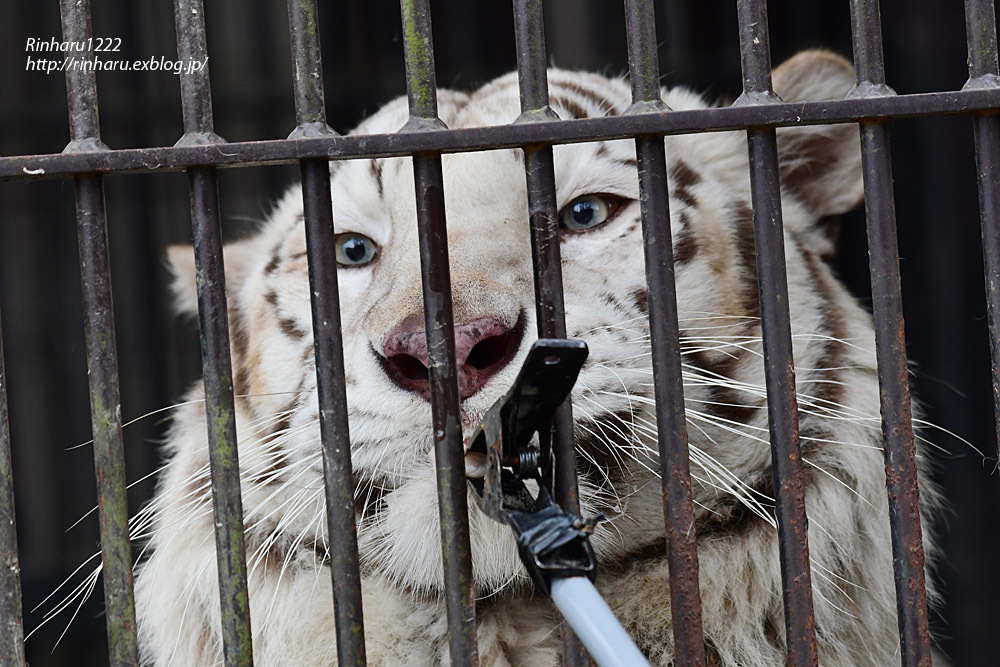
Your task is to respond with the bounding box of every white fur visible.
[130,52,938,665]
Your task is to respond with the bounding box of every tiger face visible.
[143,51,916,665]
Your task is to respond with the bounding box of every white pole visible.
[549,576,650,667]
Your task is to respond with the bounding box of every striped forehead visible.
[445,71,631,128]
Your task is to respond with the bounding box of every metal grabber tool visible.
[466,339,649,667]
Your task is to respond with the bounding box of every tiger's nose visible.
[381,316,523,400]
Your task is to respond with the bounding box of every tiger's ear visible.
[166,239,259,317]
[771,50,863,217]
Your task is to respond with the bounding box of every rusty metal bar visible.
[849,2,932,665]
[734,1,818,665]
[0,312,25,667]
[287,0,334,134]
[58,1,140,664]
[623,2,705,665]
[398,1,478,665]
[173,1,253,664]
[511,1,588,663]
[285,0,368,663]
[7,88,1000,182]
[965,0,1000,456]
[511,0,580,529]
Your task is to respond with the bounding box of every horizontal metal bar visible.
[0,309,26,667]
[624,0,706,663]
[5,88,1000,182]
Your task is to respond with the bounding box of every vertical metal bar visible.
[964,0,1000,456]
[287,0,335,134]
[285,1,367,663]
[0,313,26,667]
[172,1,253,664]
[848,3,932,666]
[733,2,818,665]
[398,1,478,665]
[510,0,579,528]
[58,1,140,664]
[622,3,706,666]
[511,2,588,664]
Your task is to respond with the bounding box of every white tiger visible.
[133,50,938,665]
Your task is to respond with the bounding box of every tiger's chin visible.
[356,465,529,597]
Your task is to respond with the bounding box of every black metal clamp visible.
[466,339,602,594]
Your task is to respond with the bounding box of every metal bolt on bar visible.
[622,1,706,665]
[285,1,368,664]
[511,0,589,663]
[398,1,479,665]
[58,1,141,664]
[964,0,1000,456]
[848,2,933,665]
[0,312,26,667]
[733,1,818,665]
[173,1,253,664]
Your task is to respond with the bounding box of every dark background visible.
[0,1,997,664]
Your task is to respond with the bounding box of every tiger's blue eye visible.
[558,195,617,231]
[335,233,378,267]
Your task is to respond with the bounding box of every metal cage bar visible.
[172,1,254,664]
[622,2,706,665]
[398,1,479,665]
[6,89,1000,182]
[964,0,1000,456]
[0,312,25,667]
[285,1,368,664]
[58,1,141,664]
[510,0,581,515]
[4,1,1000,665]
[733,1,818,665]
[510,2,589,664]
[848,2,932,665]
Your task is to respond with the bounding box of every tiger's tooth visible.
[464,451,488,478]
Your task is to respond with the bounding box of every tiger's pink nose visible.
[382,316,522,400]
